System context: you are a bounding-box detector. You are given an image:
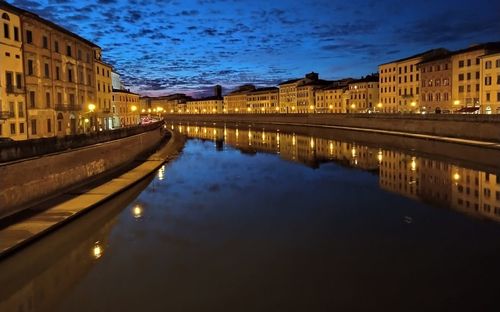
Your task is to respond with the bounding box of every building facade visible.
[246,87,279,113]
[112,89,139,127]
[480,52,500,114]
[185,97,223,114]
[346,75,379,113]
[224,85,255,113]
[419,55,453,113]
[94,51,113,129]
[0,5,26,140]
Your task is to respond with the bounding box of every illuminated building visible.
[418,54,453,113]
[112,88,140,126]
[480,52,500,114]
[223,84,255,113]
[94,51,113,129]
[0,5,26,140]
[246,87,279,114]
[346,74,379,113]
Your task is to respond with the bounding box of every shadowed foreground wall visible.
[0,126,165,219]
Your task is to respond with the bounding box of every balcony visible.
[5,85,25,94]
[0,111,14,119]
[55,104,81,111]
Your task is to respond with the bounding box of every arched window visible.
[2,13,10,21]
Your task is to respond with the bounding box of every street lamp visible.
[88,103,96,132]
[131,105,137,126]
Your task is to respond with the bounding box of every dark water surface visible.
[1,124,500,311]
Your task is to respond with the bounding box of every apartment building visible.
[94,50,113,129]
[224,84,255,113]
[112,88,139,127]
[451,42,500,113]
[379,49,448,113]
[480,52,500,114]
[418,54,453,113]
[0,4,26,140]
[246,87,279,113]
[346,75,379,113]
[185,97,223,114]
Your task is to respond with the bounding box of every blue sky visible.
[7,0,500,97]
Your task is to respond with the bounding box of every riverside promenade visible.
[0,129,185,259]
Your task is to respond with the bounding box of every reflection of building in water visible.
[0,216,116,312]
[418,159,452,207]
[451,168,500,222]
[379,151,419,199]
[182,124,379,170]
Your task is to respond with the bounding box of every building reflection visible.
[176,123,500,223]
[0,176,153,312]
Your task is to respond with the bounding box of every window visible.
[26,30,32,44]
[3,23,9,39]
[497,75,500,85]
[476,72,480,79]
[27,60,34,75]
[16,73,22,88]
[68,68,73,82]
[467,59,471,67]
[47,119,52,133]
[10,123,15,135]
[44,63,50,78]
[485,76,492,86]
[458,74,464,81]
[45,92,51,108]
[69,94,75,106]
[496,59,500,68]
[5,72,13,88]
[66,45,72,57]
[459,60,464,68]
[486,93,490,102]
[57,92,62,105]
[31,119,37,135]
[54,40,59,53]
[497,92,500,102]
[78,49,82,60]
[485,61,492,69]
[458,86,464,93]
[13,26,19,41]
[466,73,471,80]
[29,91,36,108]
[55,66,60,80]
[2,13,10,20]
[18,102,24,118]
[19,123,24,134]
[42,36,48,49]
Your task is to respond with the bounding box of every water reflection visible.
[175,123,500,223]
[0,176,154,312]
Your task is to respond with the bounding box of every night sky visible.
[7,0,500,97]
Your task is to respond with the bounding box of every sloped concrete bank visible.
[0,122,166,219]
[0,130,186,258]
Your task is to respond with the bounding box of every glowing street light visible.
[88,103,96,112]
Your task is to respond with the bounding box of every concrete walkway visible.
[0,130,185,259]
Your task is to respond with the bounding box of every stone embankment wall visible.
[166,114,500,143]
[0,123,166,219]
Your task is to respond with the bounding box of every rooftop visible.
[379,48,448,66]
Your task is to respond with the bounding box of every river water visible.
[1,123,500,311]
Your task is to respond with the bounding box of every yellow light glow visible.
[170,109,174,113]
[310,138,315,149]
[329,105,333,109]
[261,107,265,111]
[309,105,314,110]
[292,106,296,111]
[247,107,251,112]
[275,107,279,111]
[411,102,416,107]
[131,105,137,112]
[212,108,216,112]
[133,204,143,219]
[148,108,152,113]
[351,147,357,158]
[351,104,356,109]
[88,103,96,112]
[141,109,146,113]
[84,118,90,123]
[378,150,383,162]
[453,173,460,181]
[235,108,239,112]
[411,157,417,171]
[453,100,460,106]
[377,103,383,108]
[93,243,103,259]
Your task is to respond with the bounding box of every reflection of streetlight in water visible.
[132,204,143,219]
[93,242,103,259]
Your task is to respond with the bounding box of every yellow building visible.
[418,54,453,113]
[346,75,379,113]
[315,86,348,113]
[17,7,99,138]
[480,52,500,114]
[94,51,113,129]
[112,89,140,127]
[451,42,500,113]
[278,72,327,114]
[146,94,192,115]
[185,97,223,114]
[379,49,448,113]
[379,151,419,200]
[0,5,26,140]
[246,87,279,113]
[223,85,255,113]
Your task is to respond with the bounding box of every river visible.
[1,123,499,311]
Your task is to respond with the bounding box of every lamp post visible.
[88,103,96,132]
[131,105,138,126]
